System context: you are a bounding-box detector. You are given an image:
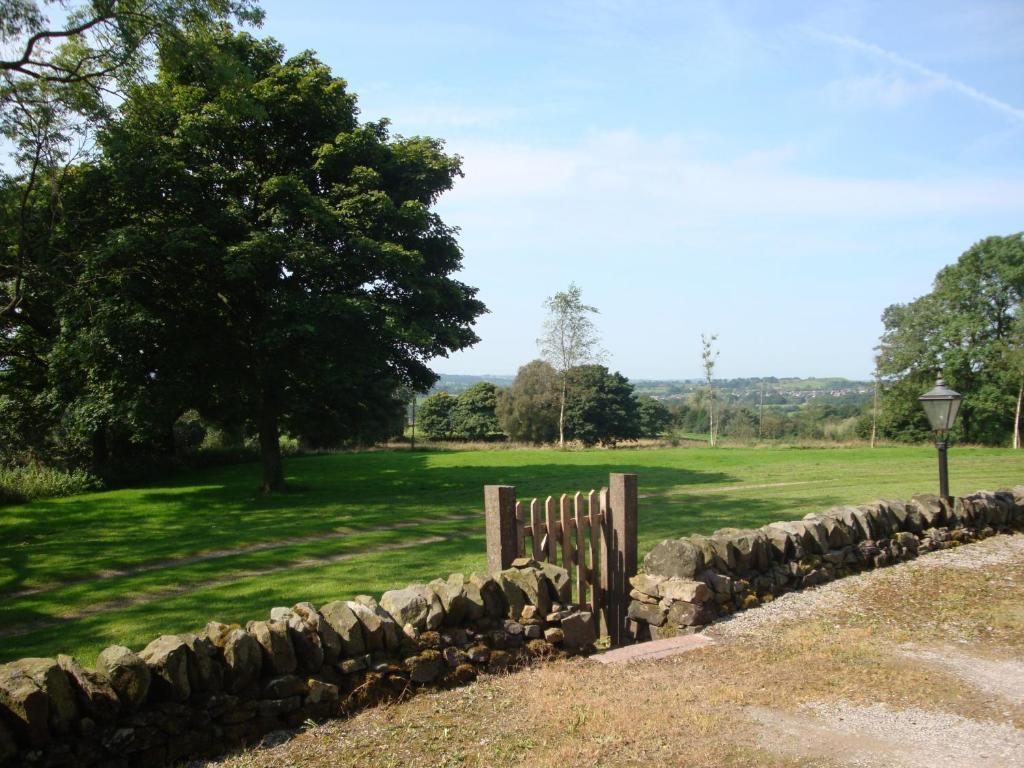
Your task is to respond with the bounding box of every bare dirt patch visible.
[897,644,1024,708]
[752,701,1024,768]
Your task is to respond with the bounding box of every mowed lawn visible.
[1,445,1021,664]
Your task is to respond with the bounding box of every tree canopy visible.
[1,1,262,470]
[418,383,502,440]
[450,381,502,440]
[496,360,559,444]
[564,364,639,447]
[417,392,458,440]
[876,234,1024,445]
[637,396,672,438]
[0,1,262,368]
[0,29,486,489]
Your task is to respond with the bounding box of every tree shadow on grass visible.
[0,450,735,598]
[0,534,492,664]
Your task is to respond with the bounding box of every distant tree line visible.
[416,361,672,447]
[414,366,881,447]
[670,398,867,442]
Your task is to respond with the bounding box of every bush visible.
[637,396,673,438]
[564,365,640,447]
[173,411,208,455]
[418,392,458,439]
[497,360,559,444]
[451,382,504,440]
[241,434,302,456]
[0,464,102,505]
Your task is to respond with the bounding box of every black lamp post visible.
[917,376,962,500]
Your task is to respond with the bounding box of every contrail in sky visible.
[810,29,1024,124]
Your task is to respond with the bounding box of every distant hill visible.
[631,376,873,402]
[429,373,515,395]
[429,373,873,404]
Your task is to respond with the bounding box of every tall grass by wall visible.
[0,465,101,506]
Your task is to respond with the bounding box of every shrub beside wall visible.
[628,487,1024,640]
[0,561,596,768]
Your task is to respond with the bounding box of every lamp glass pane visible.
[944,397,962,431]
[921,398,951,432]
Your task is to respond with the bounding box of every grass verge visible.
[1,445,1020,664]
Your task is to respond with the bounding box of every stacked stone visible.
[0,562,595,768]
[630,486,1024,641]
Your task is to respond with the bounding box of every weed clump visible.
[0,464,101,505]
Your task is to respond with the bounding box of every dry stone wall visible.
[629,487,1024,641]
[0,559,596,768]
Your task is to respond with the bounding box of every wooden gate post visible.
[607,473,638,645]
[484,485,518,573]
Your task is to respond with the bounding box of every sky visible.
[258,0,1024,380]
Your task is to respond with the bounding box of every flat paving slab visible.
[591,633,716,664]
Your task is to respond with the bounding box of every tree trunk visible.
[558,377,567,448]
[708,392,716,448]
[758,382,764,439]
[258,412,285,493]
[1014,380,1023,450]
[870,380,879,448]
[410,397,416,450]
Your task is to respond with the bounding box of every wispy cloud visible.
[809,30,1024,124]
[448,131,1024,223]
[825,73,938,109]
[383,104,525,130]
[439,130,1024,381]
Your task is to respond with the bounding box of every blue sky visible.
[260,0,1024,380]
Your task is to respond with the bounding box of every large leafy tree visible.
[876,234,1024,445]
[1,0,262,326]
[417,392,457,440]
[564,364,639,447]
[55,31,484,489]
[538,283,603,447]
[496,359,559,444]
[417,383,503,441]
[0,1,262,87]
[1001,313,1024,449]
[451,381,502,440]
[0,1,261,466]
[636,395,672,438]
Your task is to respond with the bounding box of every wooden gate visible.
[484,473,637,645]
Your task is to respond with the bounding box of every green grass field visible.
[1,445,1021,664]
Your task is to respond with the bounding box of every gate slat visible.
[588,489,600,626]
[514,500,525,558]
[574,491,585,605]
[545,496,558,562]
[560,494,573,578]
[529,498,542,561]
[599,487,611,637]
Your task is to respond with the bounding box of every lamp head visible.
[918,376,962,433]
